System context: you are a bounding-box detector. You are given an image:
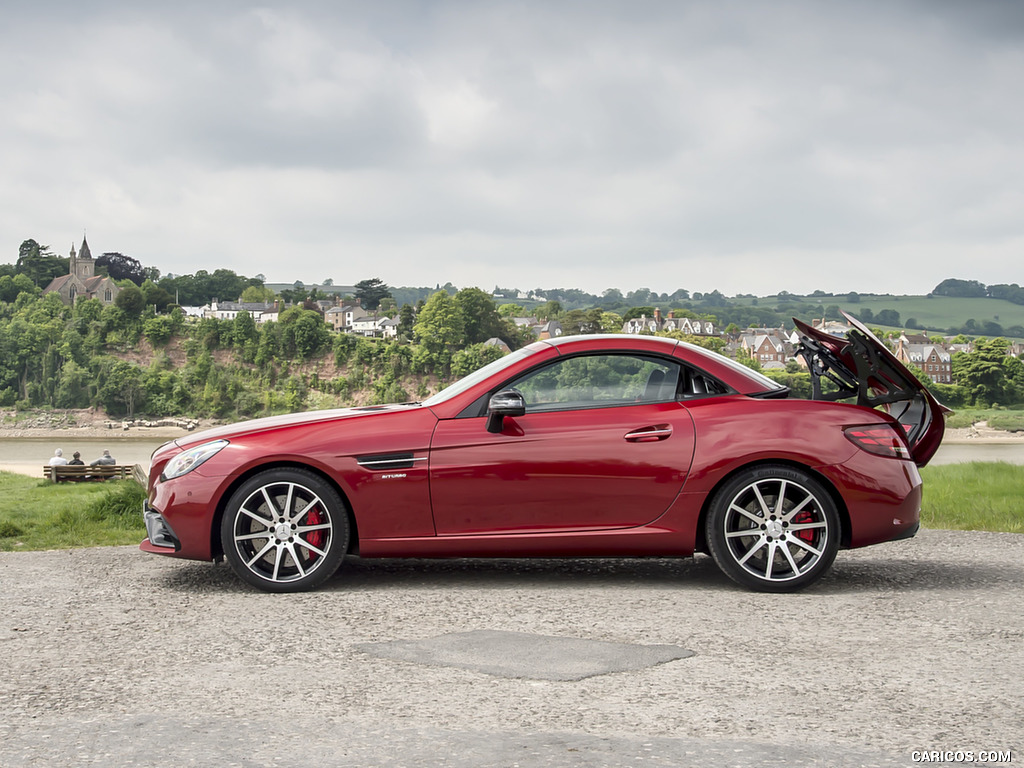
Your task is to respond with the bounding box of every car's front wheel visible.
[706,465,840,592]
[220,468,349,592]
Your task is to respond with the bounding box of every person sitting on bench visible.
[90,449,116,466]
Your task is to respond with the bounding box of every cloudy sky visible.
[2,0,1022,296]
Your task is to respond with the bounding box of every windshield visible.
[422,346,540,407]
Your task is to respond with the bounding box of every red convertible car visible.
[141,313,946,593]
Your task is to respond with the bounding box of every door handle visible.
[624,424,673,442]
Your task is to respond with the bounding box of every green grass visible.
[920,462,1024,533]
[944,408,1024,431]
[0,472,146,551]
[987,412,1024,432]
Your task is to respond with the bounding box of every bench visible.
[43,464,145,484]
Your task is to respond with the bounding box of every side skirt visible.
[358,524,692,559]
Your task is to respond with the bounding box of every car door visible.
[428,353,696,535]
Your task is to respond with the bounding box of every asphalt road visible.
[1,530,1021,767]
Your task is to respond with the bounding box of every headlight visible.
[161,440,229,481]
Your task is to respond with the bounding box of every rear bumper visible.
[889,520,920,542]
[825,451,923,548]
[140,501,181,553]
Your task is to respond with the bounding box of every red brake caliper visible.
[792,510,816,543]
[304,507,325,562]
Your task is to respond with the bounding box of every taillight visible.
[844,425,911,459]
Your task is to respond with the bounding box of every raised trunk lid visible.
[794,312,949,467]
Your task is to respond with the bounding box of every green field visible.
[729,294,1024,337]
[849,295,1024,334]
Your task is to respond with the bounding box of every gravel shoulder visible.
[1,530,1021,767]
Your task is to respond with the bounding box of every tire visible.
[220,468,349,593]
[705,465,840,593]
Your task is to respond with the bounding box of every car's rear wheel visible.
[220,468,349,592]
[706,465,840,592]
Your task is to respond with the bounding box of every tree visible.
[453,287,505,344]
[700,289,727,307]
[240,284,276,303]
[279,307,330,360]
[115,285,146,317]
[932,278,987,298]
[952,338,1010,406]
[451,342,507,378]
[15,239,67,287]
[875,309,901,327]
[536,300,562,321]
[398,304,415,337]
[354,278,392,311]
[141,279,175,312]
[157,269,259,305]
[622,306,655,322]
[561,308,605,334]
[0,274,38,303]
[413,291,464,370]
[96,253,146,285]
[599,312,623,333]
[626,288,654,304]
[18,239,46,262]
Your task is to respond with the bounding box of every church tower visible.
[72,236,95,279]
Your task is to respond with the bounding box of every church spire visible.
[79,235,92,261]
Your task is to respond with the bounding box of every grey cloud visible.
[1,0,1022,294]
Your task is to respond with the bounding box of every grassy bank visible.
[0,472,146,551]
[1,463,1020,552]
[944,408,1024,432]
[920,462,1023,533]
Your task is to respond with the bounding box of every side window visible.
[509,354,682,413]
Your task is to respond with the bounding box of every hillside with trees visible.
[2,239,1022,422]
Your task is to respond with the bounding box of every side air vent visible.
[356,453,425,470]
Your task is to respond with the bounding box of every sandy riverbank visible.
[944,423,1024,444]
[0,408,220,441]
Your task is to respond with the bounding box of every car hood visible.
[172,403,423,449]
[794,312,950,467]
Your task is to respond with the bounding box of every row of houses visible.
[194,300,401,338]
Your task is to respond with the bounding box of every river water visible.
[1,436,1023,479]
[0,438,172,477]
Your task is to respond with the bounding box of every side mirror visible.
[486,389,526,433]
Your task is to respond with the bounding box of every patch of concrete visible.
[355,629,695,681]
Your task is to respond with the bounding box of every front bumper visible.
[140,501,181,553]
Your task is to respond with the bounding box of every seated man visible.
[90,449,117,466]
[49,449,69,466]
[68,452,85,466]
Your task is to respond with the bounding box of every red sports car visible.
[141,313,947,593]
